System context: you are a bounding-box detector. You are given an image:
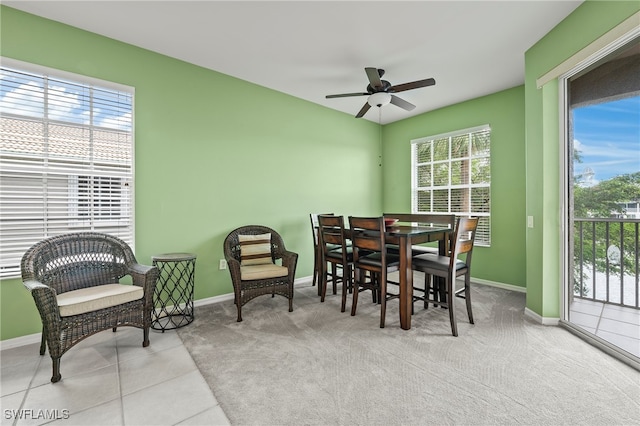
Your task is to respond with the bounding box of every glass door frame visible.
[558,26,640,369]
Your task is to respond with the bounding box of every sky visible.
[0,67,132,131]
[573,96,640,186]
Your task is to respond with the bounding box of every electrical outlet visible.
[527,216,534,228]
[219,259,227,270]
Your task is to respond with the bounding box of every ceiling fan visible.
[326,67,436,118]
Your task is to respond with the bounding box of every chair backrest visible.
[317,214,349,262]
[383,213,455,228]
[21,232,137,295]
[348,216,387,266]
[224,225,286,263]
[450,216,479,268]
[310,213,333,246]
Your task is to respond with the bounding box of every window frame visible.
[411,124,491,246]
[0,58,135,279]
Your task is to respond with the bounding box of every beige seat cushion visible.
[57,284,144,317]
[240,263,289,281]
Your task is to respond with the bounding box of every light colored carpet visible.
[177,277,640,426]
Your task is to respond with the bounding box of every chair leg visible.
[465,274,474,324]
[236,304,243,322]
[316,248,323,296]
[424,274,431,309]
[39,330,46,355]
[51,357,61,383]
[143,327,150,347]
[341,265,350,313]
[320,261,328,303]
[331,263,338,295]
[351,269,360,316]
[371,273,378,304]
[438,278,447,307]
[379,272,387,328]
[447,277,458,337]
[288,297,293,313]
[312,246,319,287]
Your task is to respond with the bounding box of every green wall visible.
[0,6,381,340]
[524,1,639,318]
[382,87,527,287]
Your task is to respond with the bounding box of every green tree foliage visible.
[574,172,640,217]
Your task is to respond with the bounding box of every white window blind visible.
[0,59,134,279]
[411,125,491,245]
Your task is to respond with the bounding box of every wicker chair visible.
[223,225,298,322]
[21,232,158,383]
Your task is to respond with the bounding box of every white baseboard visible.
[469,277,526,293]
[524,307,560,325]
[193,292,235,308]
[194,276,314,308]
[0,332,42,350]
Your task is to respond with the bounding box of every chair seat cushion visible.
[241,263,289,280]
[326,246,353,261]
[358,252,400,267]
[413,254,467,272]
[57,284,144,317]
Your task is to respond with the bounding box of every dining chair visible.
[411,216,479,336]
[348,216,400,328]
[317,214,352,312]
[309,213,333,292]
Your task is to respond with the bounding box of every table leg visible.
[399,235,413,330]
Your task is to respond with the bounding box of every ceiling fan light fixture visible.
[368,92,391,107]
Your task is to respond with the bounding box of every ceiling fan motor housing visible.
[367,80,392,94]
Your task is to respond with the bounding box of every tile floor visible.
[569,297,640,358]
[0,327,230,426]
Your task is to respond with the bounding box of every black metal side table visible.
[151,253,196,331]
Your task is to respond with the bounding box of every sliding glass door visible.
[563,36,640,359]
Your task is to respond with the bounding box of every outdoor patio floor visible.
[569,297,640,358]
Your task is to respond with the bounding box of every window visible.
[411,125,491,245]
[0,59,134,278]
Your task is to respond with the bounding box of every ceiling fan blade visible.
[365,67,383,90]
[355,102,371,118]
[389,78,436,93]
[326,92,369,99]
[390,95,416,111]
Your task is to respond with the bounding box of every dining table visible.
[315,215,453,330]
[383,222,453,330]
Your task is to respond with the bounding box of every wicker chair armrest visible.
[129,263,159,295]
[225,257,242,284]
[23,279,51,293]
[280,250,298,270]
[23,279,61,325]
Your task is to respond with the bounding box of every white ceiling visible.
[5,0,583,124]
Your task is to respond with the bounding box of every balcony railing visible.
[573,218,640,309]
